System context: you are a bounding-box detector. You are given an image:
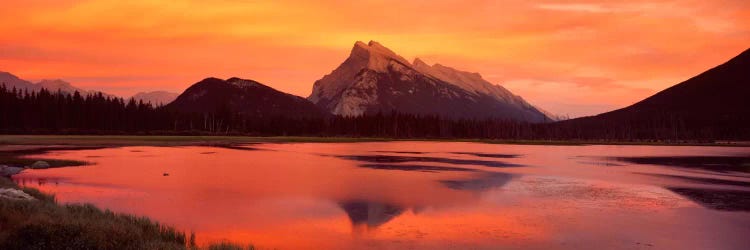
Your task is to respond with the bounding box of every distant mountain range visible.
[0,72,37,91]
[0,72,111,97]
[130,91,179,106]
[166,77,325,118]
[0,71,177,106]
[4,42,748,138]
[1,42,558,122]
[308,41,553,122]
[557,48,750,138]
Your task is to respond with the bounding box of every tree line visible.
[1,85,746,141]
[0,85,171,133]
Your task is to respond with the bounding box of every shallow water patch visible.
[667,187,750,211]
[440,172,515,191]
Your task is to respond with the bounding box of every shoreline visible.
[0,174,254,249]
[0,145,254,249]
[1,135,749,147]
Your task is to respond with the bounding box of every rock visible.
[30,161,51,169]
[0,188,36,201]
[0,165,24,177]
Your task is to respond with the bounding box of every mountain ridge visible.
[556,47,750,139]
[0,72,116,98]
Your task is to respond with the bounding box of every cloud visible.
[536,3,620,13]
[534,2,666,13]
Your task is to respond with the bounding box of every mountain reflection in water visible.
[12,142,750,249]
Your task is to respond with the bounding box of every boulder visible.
[30,161,51,169]
[0,188,36,201]
[0,165,24,177]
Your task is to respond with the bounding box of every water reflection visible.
[338,200,405,229]
[612,155,750,173]
[668,187,750,211]
[451,152,520,158]
[373,151,426,154]
[10,142,750,249]
[336,155,522,168]
[639,173,750,187]
[357,164,476,172]
[440,172,515,191]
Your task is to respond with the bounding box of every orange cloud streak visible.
[1,0,748,117]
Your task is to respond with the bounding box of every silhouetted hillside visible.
[554,48,750,140]
[167,77,326,119]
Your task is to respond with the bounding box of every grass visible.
[0,177,189,249]
[0,144,258,250]
[3,173,253,249]
[206,242,255,250]
[0,177,255,250]
[0,135,747,147]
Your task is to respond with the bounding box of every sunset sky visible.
[1,0,748,117]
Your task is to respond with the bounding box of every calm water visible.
[12,142,750,249]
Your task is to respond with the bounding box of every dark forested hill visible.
[553,48,750,140]
[167,77,326,119]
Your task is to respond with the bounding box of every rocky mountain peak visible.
[349,40,411,72]
[412,58,429,68]
[309,41,554,122]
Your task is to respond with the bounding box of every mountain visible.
[308,41,552,122]
[36,79,85,94]
[411,58,523,106]
[167,77,326,118]
[0,71,39,92]
[411,58,562,121]
[131,91,179,106]
[557,48,750,139]
[0,72,116,97]
[37,79,117,98]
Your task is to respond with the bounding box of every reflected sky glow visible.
[13,142,750,249]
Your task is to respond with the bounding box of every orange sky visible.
[1,0,748,117]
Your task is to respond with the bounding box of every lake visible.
[12,142,750,249]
